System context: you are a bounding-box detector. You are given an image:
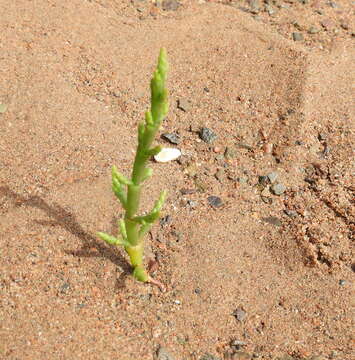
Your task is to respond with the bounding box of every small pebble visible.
[233,307,247,322]
[60,282,71,294]
[200,127,218,144]
[328,1,338,8]
[236,142,253,150]
[215,169,226,182]
[231,339,247,348]
[237,177,248,184]
[284,209,297,217]
[156,346,176,360]
[177,97,190,111]
[200,354,221,360]
[308,26,320,34]
[0,103,7,113]
[267,171,278,183]
[224,146,238,159]
[258,175,269,186]
[270,183,286,195]
[338,279,346,286]
[162,0,180,11]
[207,196,223,208]
[162,132,180,144]
[262,216,282,227]
[292,32,304,41]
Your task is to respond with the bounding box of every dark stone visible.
[162,132,181,144]
[200,127,218,144]
[207,196,223,208]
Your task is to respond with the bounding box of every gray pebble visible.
[249,0,260,13]
[271,183,286,195]
[308,26,320,34]
[162,0,180,11]
[236,142,253,150]
[328,1,338,8]
[207,196,223,208]
[339,279,346,286]
[292,32,304,41]
[233,307,247,322]
[262,216,282,227]
[231,339,247,349]
[200,127,217,144]
[156,346,176,360]
[224,146,238,159]
[162,132,180,144]
[200,354,221,360]
[60,282,71,294]
[265,4,276,15]
[267,171,278,183]
[237,177,249,184]
[284,209,297,217]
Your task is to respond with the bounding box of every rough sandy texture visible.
[0,1,353,359]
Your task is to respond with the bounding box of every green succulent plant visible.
[98,48,169,288]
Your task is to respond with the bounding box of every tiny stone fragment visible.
[231,339,247,348]
[162,0,180,11]
[0,103,7,113]
[215,168,226,182]
[308,26,320,34]
[236,142,253,150]
[224,146,238,159]
[270,183,286,195]
[284,209,297,217]
[180,188,196,195]
[177,97,190,111]
[258,175,269,186]
[267,172,278,183]
[156,346,176,360]
[60,282,71,294]
[248,0,260,13]
[233,307,247,322]
[200,354,221,360]
[207,196,223,208]
[200,127,217,144]
[162,132,181,144]
[262,216,282,226]
[292,32,304,41]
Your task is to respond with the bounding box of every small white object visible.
[154,148,181,163]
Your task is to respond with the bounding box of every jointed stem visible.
[98,48,169,286]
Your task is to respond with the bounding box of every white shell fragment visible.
[154,148,181,163]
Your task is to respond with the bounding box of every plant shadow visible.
[0,185,131,291]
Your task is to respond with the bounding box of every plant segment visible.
[98,48,169,284]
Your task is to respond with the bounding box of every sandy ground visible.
[0,1,354,359]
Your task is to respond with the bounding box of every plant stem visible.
[98,49,168,285]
